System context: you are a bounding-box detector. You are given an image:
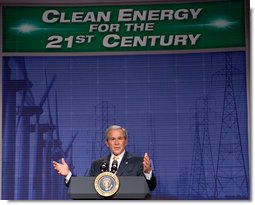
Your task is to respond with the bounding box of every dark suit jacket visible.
[88,151,157,191]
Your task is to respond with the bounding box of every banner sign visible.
[3,0,245,52]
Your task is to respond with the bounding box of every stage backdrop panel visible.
[1,0,250,200]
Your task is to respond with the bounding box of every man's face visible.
[105,129,128,156]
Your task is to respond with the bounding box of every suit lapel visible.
[105,154,111,172]
[116,152,130,176]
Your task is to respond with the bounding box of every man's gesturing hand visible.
[53,158,70,177]
[143,153,152,174]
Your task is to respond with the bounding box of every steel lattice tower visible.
[199,96,216,198]
[189,108,207,199]
[214,53,249,199]
[94,101,116,158]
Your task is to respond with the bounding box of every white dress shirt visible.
[109,150,125,173]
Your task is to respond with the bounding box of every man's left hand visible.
[143,153,152,173]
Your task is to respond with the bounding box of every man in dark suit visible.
[53,125,157,191]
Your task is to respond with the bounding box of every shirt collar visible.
[111,150,125,161]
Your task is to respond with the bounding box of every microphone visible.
[111,160,118,174]
[100,161,108,173]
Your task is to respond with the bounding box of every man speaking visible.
[53,125,157,191]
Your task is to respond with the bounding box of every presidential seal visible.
[94,172,120,197]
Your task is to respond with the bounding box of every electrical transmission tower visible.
[199,96,216,198]
[94,101,116,158]
[189,108,207,199]
[214,53,249,199]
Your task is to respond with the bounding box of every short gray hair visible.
[105,125,128,141]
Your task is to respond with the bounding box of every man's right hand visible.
[53,158,70,177]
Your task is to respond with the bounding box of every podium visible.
[68,176,151,199]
